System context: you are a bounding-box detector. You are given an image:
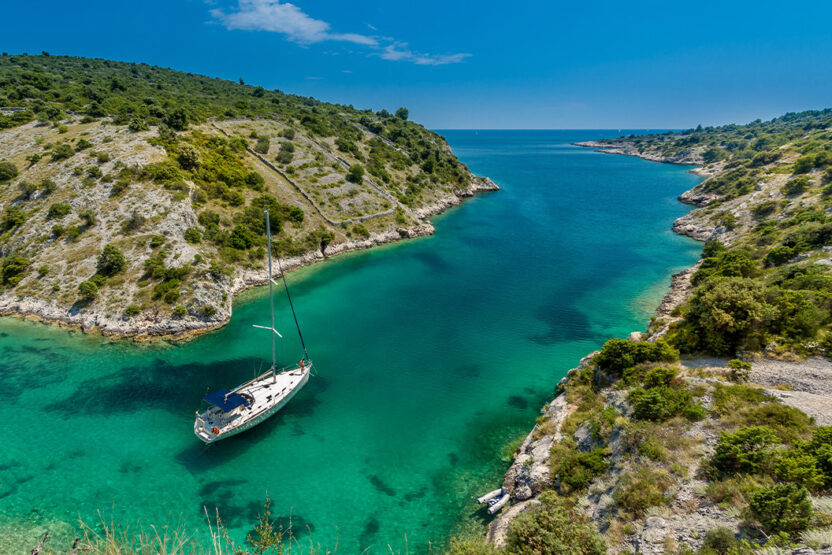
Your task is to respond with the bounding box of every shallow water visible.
[0,131,701,553]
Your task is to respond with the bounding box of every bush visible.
[346,164,364,183]
[748,483,812,535]
[775,452,825,492]
[124,304,141,317]
[793,156,815,174]
[0,160,18,182]
[172,305,187,317]
[201,305,217,317]
[710,426,778,477]
[629,386,705,422]
[47,203,71,219]
[128,117,148,132]
[50,143,75,161]
[701,527,738,554]
[765,245,794,267]
[615,468,672,518]
[40,178,57,195]
[254,136,270,154]
[281,128,295,139]
[1,255,30,286]
[505,492,606,555]
[783,176,810,196]
[275,150,293,164]
[183,227,202,244]
[97,244,126,276]
[681,278,778,355]
[550,443,610,493]
[594,338,678,376]
[78,280,99,300]
[2,206,27,230]
[728,359,752,382]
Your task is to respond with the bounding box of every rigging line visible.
[273,240,309,361]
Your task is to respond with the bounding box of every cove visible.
[0,130,702,553]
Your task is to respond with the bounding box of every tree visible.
[749,483,812,535]
[97,244,126,276]
[0,160,18,182]
[346,164,364,183]
[255,136,270,154]
[177,144,200,169]
[395,107,409,120]
[47,203,71,219]
[685,278,779,354]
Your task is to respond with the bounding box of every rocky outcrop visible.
[672,212,717,241]
[679,188,720,207]
[412,176,499,219]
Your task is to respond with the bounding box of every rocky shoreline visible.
[0,177,499,341]
[486,143,714,545]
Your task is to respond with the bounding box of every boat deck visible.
[194,367,308,443]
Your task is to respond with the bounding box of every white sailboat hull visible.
[194,364,310,444]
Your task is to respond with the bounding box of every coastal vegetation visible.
[451,108,832,553]
[0,53,495,337]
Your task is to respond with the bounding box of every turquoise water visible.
[0,131,701,553]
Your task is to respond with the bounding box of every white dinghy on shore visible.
[194,209,312,444]
[477,488,510,514]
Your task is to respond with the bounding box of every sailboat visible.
[194,209,311,444]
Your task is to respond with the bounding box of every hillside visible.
[0,54,496,338]
[451,109,832,554]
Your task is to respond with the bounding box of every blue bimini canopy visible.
[203,389,252,412]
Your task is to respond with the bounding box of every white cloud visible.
[211,1,469,65]
[379,42,471,66]
[211,0,376,45]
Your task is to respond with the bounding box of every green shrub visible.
[615,468,672,518]
[254,136,270,154]
[680,278,778,355]
[505,492,606,554]
[124,304,141,317]
[728,359,752,382]
[793,156,815,174]
[710,426,778,477]
[172,305,187,317]
[550,442,610,493]
[40,178,57,195]
[1,255,30,286]
[594,338,678,376]
[752,201,778,220]
[701,526,738,554]
[748,483,812,535]
[183,227,202,244]
[692,250,760,285]
[783,176,810,196]
[2,206,27,230]
[78,280,99,300]
[97,244,126,276]
[202,305,217,317]
[50,142,74,161]
[629,385,705,422]
[0,160,18,182]
[128,116,149,132]
[775,452,825,492]
[47,203,71,219]
[765,245,794,267]
[346,164,364,183]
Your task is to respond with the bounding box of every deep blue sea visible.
[0,131,701,553]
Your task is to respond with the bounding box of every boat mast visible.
[265,210,276,383]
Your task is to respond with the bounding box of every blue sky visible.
[4,0,832,129]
